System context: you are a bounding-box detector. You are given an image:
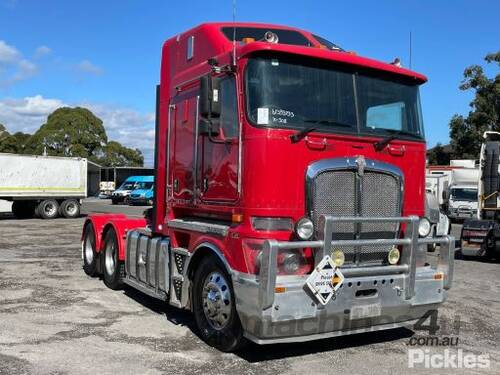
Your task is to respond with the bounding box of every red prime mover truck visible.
[81,23,454,351]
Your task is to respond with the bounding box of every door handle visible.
[305,137,327,150]
[388,145,405,156]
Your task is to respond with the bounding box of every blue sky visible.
[0,0,498,165]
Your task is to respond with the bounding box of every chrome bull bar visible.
[259,215,455,310]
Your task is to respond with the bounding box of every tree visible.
[99,141,143,167]
[428,143,450,165]
[0,131,32,154]
[0,107,145,167]
[450,52,500,158]
[27,107,108,159]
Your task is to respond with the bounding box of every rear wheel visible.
[102,229,124,290]
[192,256,244,352]
[11,201,35,219]
[38,200,59,219]
[60,199,80,218]
[83,224,98,276]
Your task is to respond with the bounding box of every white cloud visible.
[0,40,20,63]
[34,45,51,59]
[0,40,38,87]
[76,59,103,76]
[0,95,155,165]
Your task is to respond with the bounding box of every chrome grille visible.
[310,166,401,267]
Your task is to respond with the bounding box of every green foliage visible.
[450,52,500,158]
[27,107,108,158]
[0,107,145,167]
[99,141,143,167]
[427,143,450,165]
[0,132,32,154]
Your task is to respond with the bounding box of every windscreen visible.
[135,182,153,190]
[245,56,425,139]
[120,182,136,190]
[451,188,477,201]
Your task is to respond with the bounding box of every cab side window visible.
[219,77,238,138]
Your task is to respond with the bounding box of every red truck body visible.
[82,22,454,351]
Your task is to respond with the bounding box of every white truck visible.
[447,168,480,220]
[0,153,88,219]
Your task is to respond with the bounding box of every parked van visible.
[129,181,154,206]
[111,176,154,205]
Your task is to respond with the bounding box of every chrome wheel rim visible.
[105,240,116,276]
[45,203,57,217]
[84,236,94,263]
[66,202,78,216]
[202,272,232,330]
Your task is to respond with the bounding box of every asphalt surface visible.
[0,202,499,374]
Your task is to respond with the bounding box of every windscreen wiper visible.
[290,119,351,143]
[372,129,421,151]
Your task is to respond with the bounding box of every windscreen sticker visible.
[271,108,295,124]
[257,107,269,125]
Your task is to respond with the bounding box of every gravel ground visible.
[0,202,499,375]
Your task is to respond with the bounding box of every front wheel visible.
[192,256,244,352]
[102,229,124,290]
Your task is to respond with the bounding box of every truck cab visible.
[448,184,478,220]
[81,22,454,351]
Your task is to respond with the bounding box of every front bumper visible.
[233,215,455,344]
[448,208,477,219]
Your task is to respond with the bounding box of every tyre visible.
[83,224,98,276]
[192,256,244,352]
[111,198,118,205]
[11,201,35,219]
[60,199,81,218]
[38,200,59,219]
[102,229,124,290]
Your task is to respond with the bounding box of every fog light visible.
[388,246,400,265]
[418,217,431,237]
[331,249,345,267]
[282,252,301,274]
[295,217,314,240]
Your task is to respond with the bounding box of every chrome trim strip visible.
[167,218,229,237]
[166,104,174,199]
[193,96,200,202]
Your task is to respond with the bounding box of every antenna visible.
[409,31,412,70]
[232,0,237,66]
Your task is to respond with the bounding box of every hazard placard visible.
[306,255,344,305]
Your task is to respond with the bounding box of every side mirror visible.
[199,74,221,118]
[198,118,220,137]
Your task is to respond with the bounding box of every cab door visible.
[172,95,197,202]
[198,75,239,203]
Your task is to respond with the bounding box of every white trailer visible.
[0,153,88,219]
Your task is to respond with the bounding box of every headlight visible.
[388,246,400,265]
[418,217,431,237]
[295,217,314,240]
